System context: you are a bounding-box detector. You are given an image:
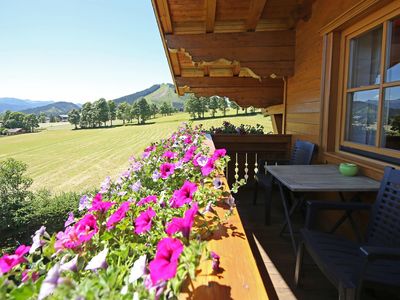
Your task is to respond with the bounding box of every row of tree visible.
[68,98,176,129]
[184,95,245,119]
[0,111,39,133]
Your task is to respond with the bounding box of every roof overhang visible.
[152,0,312,107]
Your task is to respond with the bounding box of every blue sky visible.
[0,0,172,103]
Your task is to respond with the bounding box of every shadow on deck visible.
[235,185,399,300]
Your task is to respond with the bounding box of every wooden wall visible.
[285,0,361,147]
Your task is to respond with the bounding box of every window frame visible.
[338,7,400,159]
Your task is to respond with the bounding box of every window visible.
[341,16,400,157]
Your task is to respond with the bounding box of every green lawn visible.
[0,112,271,193]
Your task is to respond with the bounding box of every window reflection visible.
[381,87,400,151]
[385,18,400,82]
[348,26,382,88]
[346,89,379,146]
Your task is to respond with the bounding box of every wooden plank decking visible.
[237,185,399,300]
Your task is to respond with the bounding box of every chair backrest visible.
[367,167,400,247]
[289,140,315,165]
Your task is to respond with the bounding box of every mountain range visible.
[0,83,185,116]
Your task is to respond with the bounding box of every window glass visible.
[348,26,382,88]
[385,18,400,82]
[381,86,400,151]
[345,89,379,146]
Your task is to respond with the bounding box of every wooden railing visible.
[211,134,292,186]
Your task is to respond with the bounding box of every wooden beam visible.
[166,31,295,49]
[246,0,268,31]
[263,104,284,115]
[175,76,283,88]
[205,0,217,33]
[155,0,173,34]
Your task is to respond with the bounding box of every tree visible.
[391,115,400,132]
[68,109,81,129]
[208,96,219,118]
[0,158,33,234]
[138,98,152,124]
[94,98,109,127]
[4,112,26,129]
[130,102,140,124]
[185,94,198,119]
[24,114,39,132]
[230,101,240,115]
[199,97,208,119]
[160,102,172,116]
[117,102,130,125]
[80,102,93,128]
[218,97,229,116]
[108,100,116,126]
[150,103,158,118]
[39,112,47,123]
[49,115,57,123]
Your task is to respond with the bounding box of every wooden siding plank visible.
[205,0,217,32]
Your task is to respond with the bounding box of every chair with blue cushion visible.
[295,166,400,300]
[253,140,315,225]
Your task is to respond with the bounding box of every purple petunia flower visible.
[131,180,142,192]
[85,248,108,271]
[64,212,75,227]
[38,263,60,300]
[78,195,91,211]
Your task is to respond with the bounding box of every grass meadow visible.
[0,112,271,193]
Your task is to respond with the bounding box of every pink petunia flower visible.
[183,135,193,144]
[159,163,175,179]
[0,245,31,274]
[135,207,156,234]
[170,181,198,208]
[137,195,157,206]
[212,148,226,159]
[22,269,40,283]
[162,151,177,160]
[88,193,115,214]
[201,158,216,176]
[106,201,131,230]
[75,214,99,243]
[142,145,156,159]
[183,146,197,163]
[55,226,81,252]
[166,202,198,239]
[148,238,184,284]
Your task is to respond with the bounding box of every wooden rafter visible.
[205,0,217,33]
[155,0,173,34]
[246,0,268,31]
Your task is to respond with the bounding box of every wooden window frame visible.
[339,9,400,159]
[320,1,400,168]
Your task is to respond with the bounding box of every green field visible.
[0,112,271,193]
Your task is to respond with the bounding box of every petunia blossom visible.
[64,212,75,227]
[129,255,147,283]
[212,148,226,159]
[183,146,196,163]
[159,163,175,179]
[85,248,108,271]
[192,154,208,167]
[137,195,157,206]
[148,238,184,284]
[75,214,99,243]
[170,181,197,208]
[135,207,156,234]
[166,202,198,239]
[22,269,39,283]
[131,180,142,192]
[60,255,79,272]
[88,193,115,214]
[210,251,220,272]
[38,263,60,300]
[78,195,91,211]
[106,201,131,230]
[162,151,177,160]
[55,226,80,252]
[201,158,216,176]
[0,245,30,274]
[30,226,48,254]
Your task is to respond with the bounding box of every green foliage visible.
[207,121,265,135]
[117,102,130,125]
[391,115,400,132]
[68,109,81,129]
[137,98,151,124]
[94,98,109,126]
[2,111,39,132]
[0,159,33,237]
[107,100,117,125]
[38,112,47,123]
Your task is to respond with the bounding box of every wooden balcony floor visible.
[235,185,399,300]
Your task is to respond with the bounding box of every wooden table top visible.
[266,164,380,192]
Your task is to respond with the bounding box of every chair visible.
[295,166,400,300]
[253,140,315,225]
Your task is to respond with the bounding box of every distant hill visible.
[0,98,54,113]
[113,83,187,109]
[21,102,80,116]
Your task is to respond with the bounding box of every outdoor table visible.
[266,164,381,256]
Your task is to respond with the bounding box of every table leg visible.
[277,181,297,256]
[328,192,363,242]
[279,193,304,236]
